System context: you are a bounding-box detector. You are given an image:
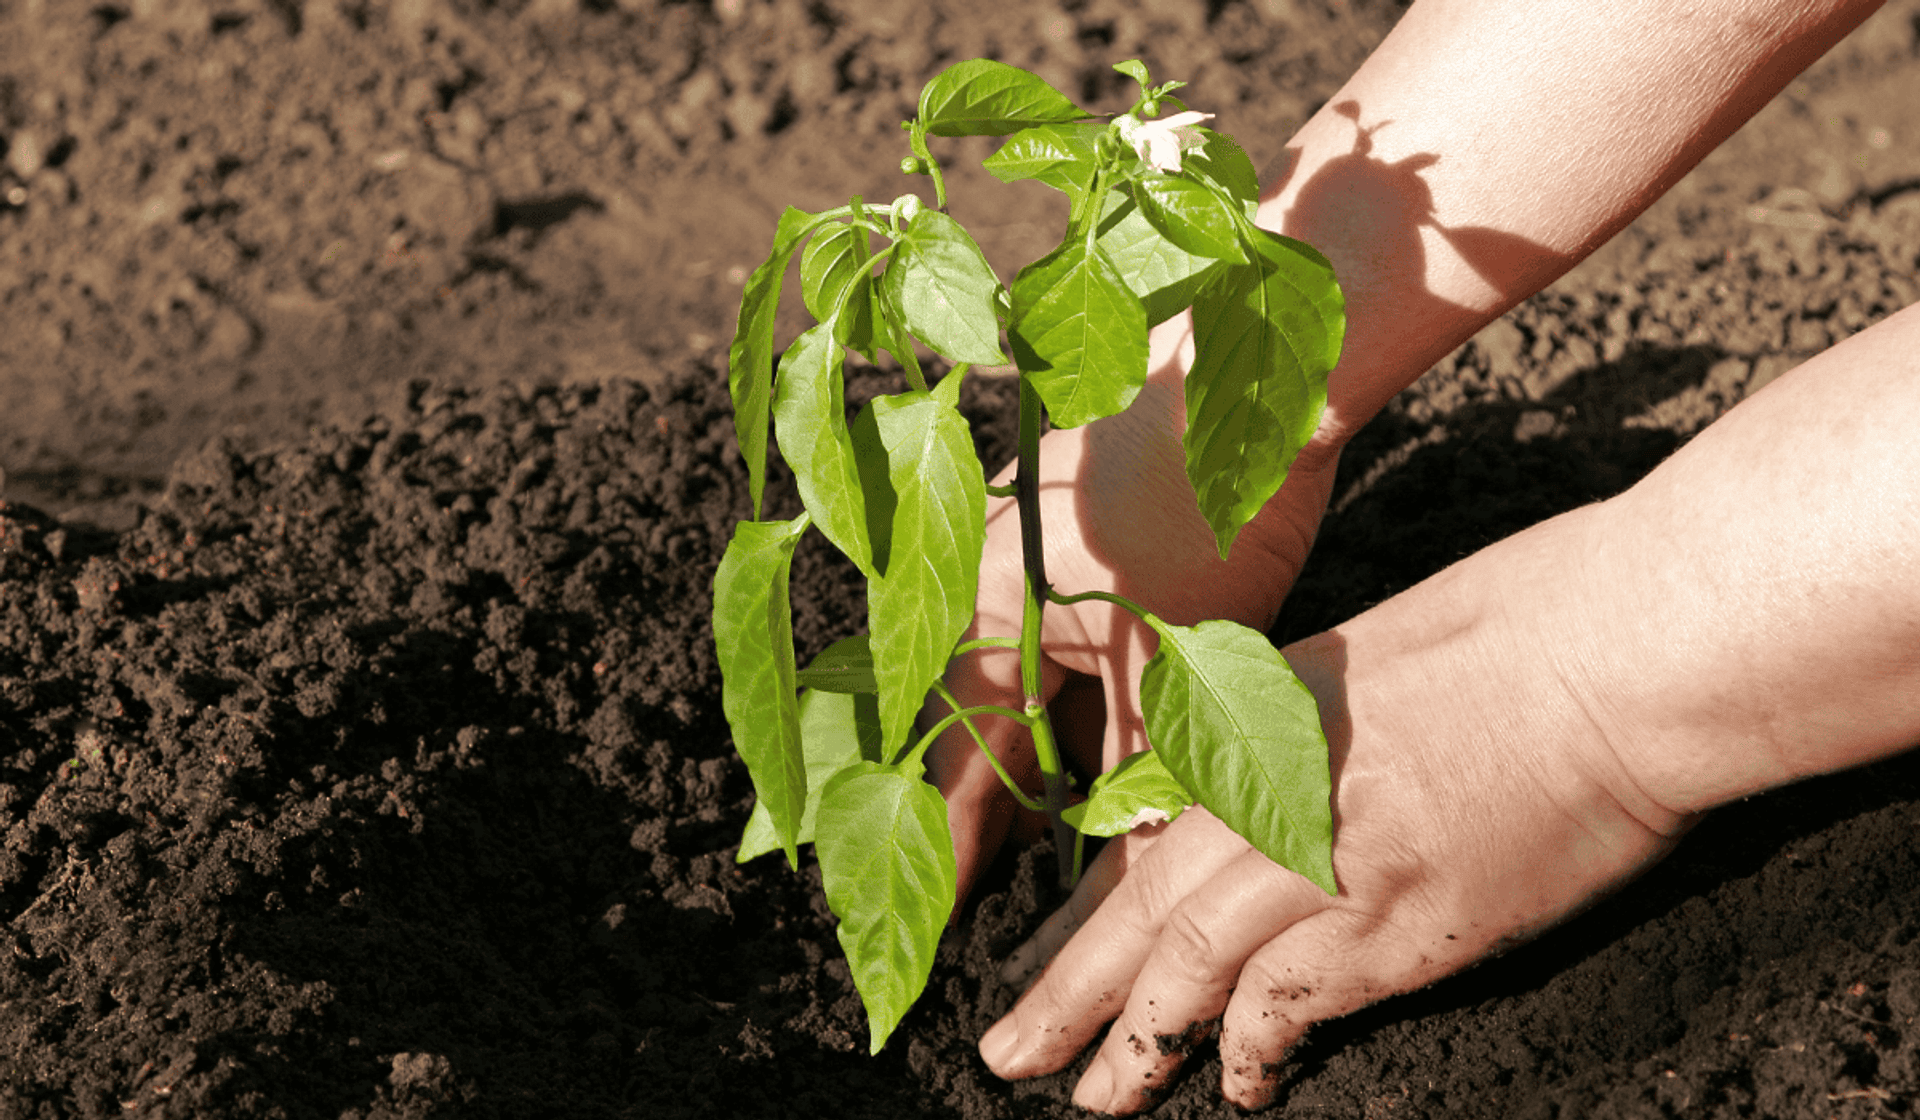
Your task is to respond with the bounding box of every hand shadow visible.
[1069,97,1572,630]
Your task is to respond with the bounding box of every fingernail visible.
[1073,1057,1114,1113]
[979,1016,1020,1073]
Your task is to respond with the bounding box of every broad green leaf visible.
[983,122,1106,197]
[796,633,877,694]
[1140,617,1335,894]
[730,206,832,518]
[1185,230,1344,558]
[1187,129,1261,203]
[713,515,811,868]
[737,687,884,861]
[1060,749,1194,837]
[919,59,1088,138]
[880,211,1009,366]
[815,760,958,1053]
[773,322,875,576]
[858,373,986,758]
[1132,174,1247,263]
[1094,188,1229,326]
[800,221,882,361]
[801,223,867,321]
[1008,239,1148,428]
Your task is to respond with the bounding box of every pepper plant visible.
[716,59,1344,1054]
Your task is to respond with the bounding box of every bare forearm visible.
[1257,0,1884,447]
[1563,300,1920,810]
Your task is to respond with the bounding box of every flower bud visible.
[1140,97,1160,118]
[900,156,924,175]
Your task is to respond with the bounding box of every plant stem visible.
[908,121,947,211]
[953,636,1019,656]
[1016,377,1077,889]
[1049,586,1153,620]
[927,683,1048,814]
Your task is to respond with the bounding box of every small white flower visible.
[1117,110,1215,173]
[1124,806,1171,830]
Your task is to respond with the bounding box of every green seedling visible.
[717,59,1344,1054]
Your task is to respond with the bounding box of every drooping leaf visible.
[858,373,987,758]
[880,210,1009,366]
[1061,749,1195,837]
[1187,128,1261,203]
[1132,174,1247,263]
[796,633,877,694]
[1185,229,1343,558]
[1008,239,1148,428]
[919,59,1088,138]
[737,686,884,862]
[772,321,875,576]
[730,206,833,519]
[983,121,1106,197]
[815,760,958,1053]
[1139,617,1335,895]
[712,515,811,868]
[801,221,882,361]
[1094,188,1229,326]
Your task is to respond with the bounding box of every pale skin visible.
[924,0,1913,1112]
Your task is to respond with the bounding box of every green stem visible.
[1016,377,1077,889]
[953,636,1019,656]
[889,314,928,393]
[1049,586,1154,621]
[909,121,947,211]
[927,683,1048,814]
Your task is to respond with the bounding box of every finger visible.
[977,808,1248,1081]
[998,820,1169,990]
[1070,849,1333,1115]
[1214,909,1447,1110]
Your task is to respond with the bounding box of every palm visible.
[927,328,1340,904]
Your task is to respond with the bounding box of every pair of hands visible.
[925,326,1693,1114]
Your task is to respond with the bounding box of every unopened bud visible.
[900,156,925,175]
[891,193,924,224]
[1140,97,1161,118]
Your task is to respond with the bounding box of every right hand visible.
[975,508,1698,1110]
[925,315,1344,906]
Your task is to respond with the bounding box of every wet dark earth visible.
[5,1,1920,1116]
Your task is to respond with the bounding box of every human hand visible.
[974,507,1696,1113]
[924,315,1344,906]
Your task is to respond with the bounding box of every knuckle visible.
[1233,953,1317,1019]
[1158,905,1234,984]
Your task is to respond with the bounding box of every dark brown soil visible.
[5,2,1920,1117]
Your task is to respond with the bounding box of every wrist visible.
[1293,501,1696,842]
